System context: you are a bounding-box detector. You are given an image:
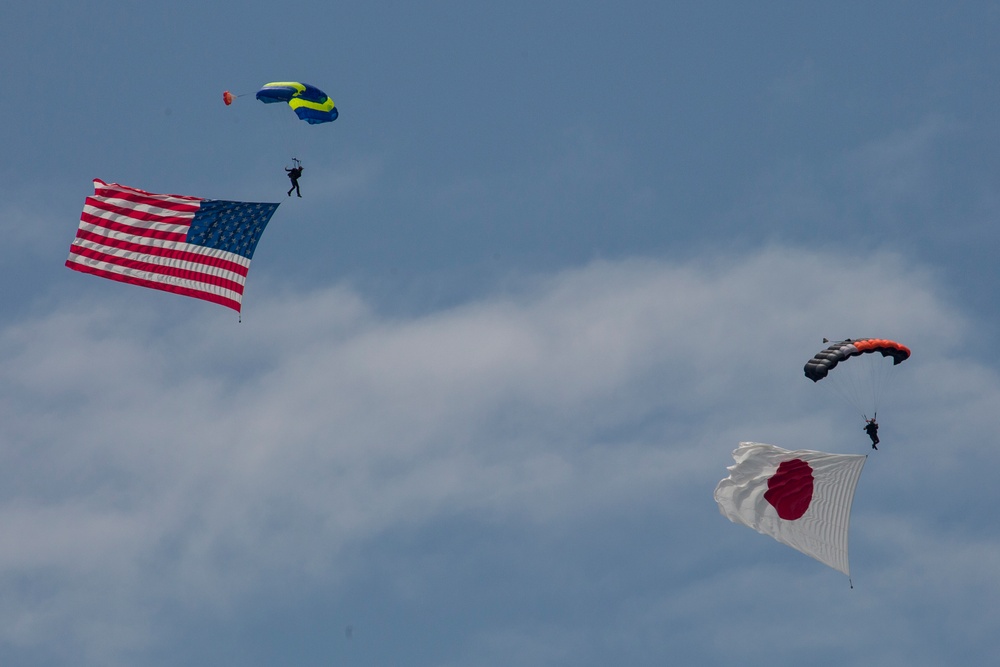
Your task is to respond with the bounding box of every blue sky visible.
[2,2,999,665]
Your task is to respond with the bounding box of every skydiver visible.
[864,418,880,450]
[286,161,303,197]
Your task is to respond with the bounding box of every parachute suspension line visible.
[822,352,899,420]
[222,90,254,106]
[263,108,305,168]
[865,351,899,418]
[824,365,869,419]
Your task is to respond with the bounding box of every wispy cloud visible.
[0,246,996,664]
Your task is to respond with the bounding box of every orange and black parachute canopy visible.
[803,338,910,382]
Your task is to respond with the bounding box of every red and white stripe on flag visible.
[714,442,867,576]
[66,179,279,313]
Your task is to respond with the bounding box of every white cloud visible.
[0,246,997,664]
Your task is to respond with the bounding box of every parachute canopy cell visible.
[255,82,338,124]
[803,338,911,382]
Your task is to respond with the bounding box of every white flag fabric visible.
[714,442,866,575]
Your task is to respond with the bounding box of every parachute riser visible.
[818,351,900,421]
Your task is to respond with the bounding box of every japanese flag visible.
[714,442,867,575]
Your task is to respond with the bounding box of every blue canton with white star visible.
[186,200,280,260]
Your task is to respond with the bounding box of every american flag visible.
[66,179,280,313]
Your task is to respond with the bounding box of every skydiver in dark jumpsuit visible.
[286,163,303,197]
[864,418,880,450]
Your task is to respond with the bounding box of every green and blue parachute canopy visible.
[223,82,338,124]
[255,82,337,124]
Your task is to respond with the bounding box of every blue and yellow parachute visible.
[223,82,338,124]
[255,82,338,124]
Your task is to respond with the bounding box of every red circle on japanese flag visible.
[764,458,814,520]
